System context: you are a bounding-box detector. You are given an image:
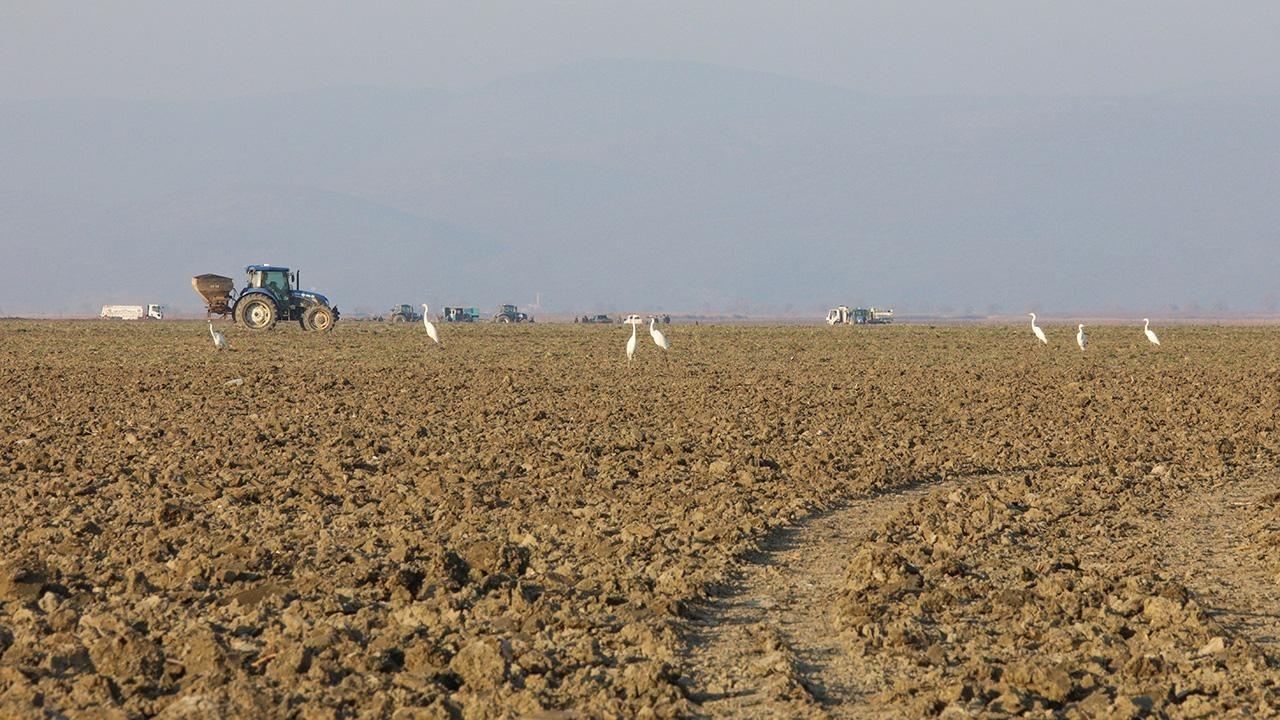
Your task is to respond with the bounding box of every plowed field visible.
[2,321,1278,718]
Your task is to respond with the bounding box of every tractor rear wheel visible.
[236,296,277,331]
[304,305,336,332]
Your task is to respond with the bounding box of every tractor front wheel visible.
[236,296,277,331]
[304,305,336,332]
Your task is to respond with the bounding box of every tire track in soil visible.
[1155,472,1280,655]
[679,478,960,719]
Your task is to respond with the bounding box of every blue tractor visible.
[192,265,339,331]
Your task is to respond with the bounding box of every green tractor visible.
[492,304,533,323]
[385,304,422,323]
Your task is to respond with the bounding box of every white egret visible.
[1029,313,1047,344]
[421,304,440,345]
[626,322,637,364]
[1076,323,1087,351]
[649,317,669,351]
[208,321,228,350]
[1143,318,1161,346]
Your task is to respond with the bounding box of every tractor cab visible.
[246,265,295,302]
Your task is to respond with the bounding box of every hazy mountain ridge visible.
[3,59,1277,316]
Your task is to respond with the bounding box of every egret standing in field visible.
[1029,313,1048,344]
[1143,318,1161,346]
[626,322,637,364]
[208,321,228,350]
[1076,323,1088,351]
[421,304,440,346]
[649,317,669,351]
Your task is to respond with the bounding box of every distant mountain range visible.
[3,59,1277,316]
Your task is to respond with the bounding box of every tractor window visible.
[264,271,289,295]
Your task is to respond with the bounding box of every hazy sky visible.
[4,2,1279,316]
[4,1,1279,100]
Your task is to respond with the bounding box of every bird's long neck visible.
[1144,319,1149,330]
[631,324,636,339]
[208,322,215,339]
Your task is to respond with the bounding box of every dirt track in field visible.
[2,320,1280,718]
[681,466,1280,719]
[1156,473,1280,655]
[683,479,959,718]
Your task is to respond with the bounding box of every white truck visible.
[100,304,164,320]
[826,306,893,325]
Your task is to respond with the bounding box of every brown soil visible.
[822,465,1280,717]
[2,321,1280,718]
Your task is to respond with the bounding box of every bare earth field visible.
[1,321,1278,718]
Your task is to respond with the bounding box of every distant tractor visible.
[443,307,482,323]
[493,304,533,323]
[192,265,339,331]
[577,314,612,324]
[101,304,164,320]
[385,304,422,323]
[826,306,894,325]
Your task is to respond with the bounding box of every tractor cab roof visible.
[246,264,291,273]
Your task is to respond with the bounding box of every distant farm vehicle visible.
[101,304,164,320]
[861,307,893,324]
[385,304,422,323]
[493,304,533,323]
[192,265,339,332]
[577,314,613,324]
[826,306,894,325]
[443,307,482,323]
